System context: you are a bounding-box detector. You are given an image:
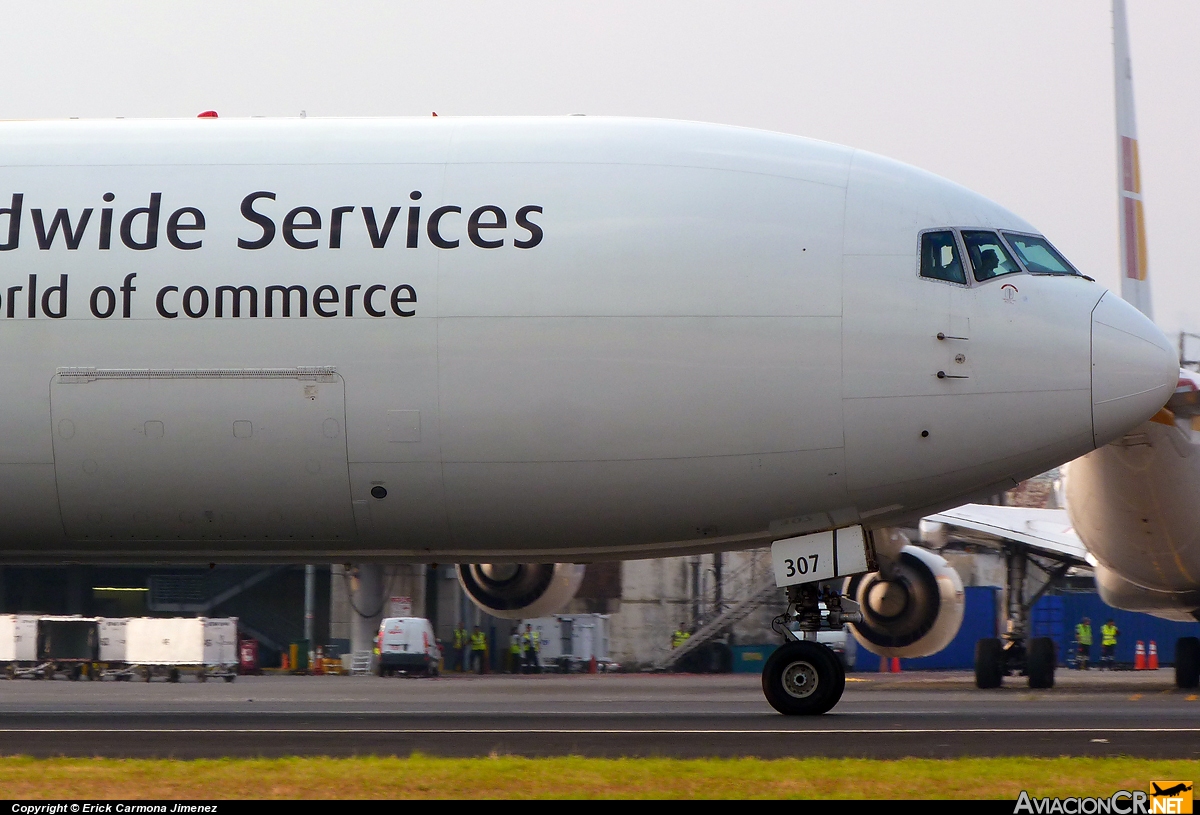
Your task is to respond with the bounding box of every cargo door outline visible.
[49,367,355,541]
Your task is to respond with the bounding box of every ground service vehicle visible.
[376,617,440,676]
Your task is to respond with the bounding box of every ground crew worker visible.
[452,623,469,672]
[672,624,691,650]
[470,625,487,674]
[508,630,523,673]
[522,624,541,674]
[1075,617,1092,670]
[1101,619,1119,670]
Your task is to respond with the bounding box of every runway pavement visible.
[0,669,1196,759]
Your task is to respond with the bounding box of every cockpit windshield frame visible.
[916,228,970,288]
[916,227,1084,288]
[999,231,1082,277]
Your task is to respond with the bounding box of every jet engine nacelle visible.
[844,545,964,659]
[1093,562,1200,623]
[456,562,585,619]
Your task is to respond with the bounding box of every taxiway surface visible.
[0,670,1195,759]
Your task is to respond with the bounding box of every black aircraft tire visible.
[975,638,1004,689]
[1027,637,1056,689]
[762,641,843,716]
[831,647,847,702]
[1175,637,1200,689]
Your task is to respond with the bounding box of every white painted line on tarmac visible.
[0,727,1197,735]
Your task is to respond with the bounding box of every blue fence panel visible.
[1030,594,1064,641]
[900,586,999,670]
[1037,593,1200,667]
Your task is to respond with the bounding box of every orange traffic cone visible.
[1134,640,1146,670]
[890,657,901,673]
[879,656,888,673]
[1148,641,1159,670]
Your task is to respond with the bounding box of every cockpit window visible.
[1002,233,1079,275]
[919,231,966,284]
[962,230,1021,282]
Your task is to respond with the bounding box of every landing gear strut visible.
[974,542,1068,689]
[763,583,861,715]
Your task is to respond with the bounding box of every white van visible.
[375,617,441,676]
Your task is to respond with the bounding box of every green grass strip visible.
[1,756,1197,799]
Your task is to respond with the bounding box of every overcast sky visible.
[2,1,1197,348]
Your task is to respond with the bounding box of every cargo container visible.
[37,616,100,679]
[95,618,140,680]
[98,618,127,662]
[124,617,239,682]
[522,614,617,672]
[2,616,101,680]
[0,615,39,678]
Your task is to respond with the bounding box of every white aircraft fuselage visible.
[0,116,1174,563]
[1065,413,1200,621]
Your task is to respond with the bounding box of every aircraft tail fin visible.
[1114,0,1152,319]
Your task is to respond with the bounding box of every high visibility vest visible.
[470,631,487,651]
[672,630,690,649]
[510,635,522,655]
[522,631,540,652]
[1076,624,1092,646]
[1101,624,1118,646]
[454,628,468,649]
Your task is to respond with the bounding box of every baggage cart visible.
[97,618,140,680]
[522,614,617,673]
[125,617,239,682]
[0,615,40,679]
[36,616,100,680]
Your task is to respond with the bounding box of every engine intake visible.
[844,545,964,659]
[456,562,585,619]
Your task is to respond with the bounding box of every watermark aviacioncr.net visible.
[1016,782,1193,815]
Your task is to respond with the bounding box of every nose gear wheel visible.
[781,660,819,699]
[762,640,844,715]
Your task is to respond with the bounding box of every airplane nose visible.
[1091,291,1178,447]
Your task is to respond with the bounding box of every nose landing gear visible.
[763,640,845,716]
[762,583,861,715]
